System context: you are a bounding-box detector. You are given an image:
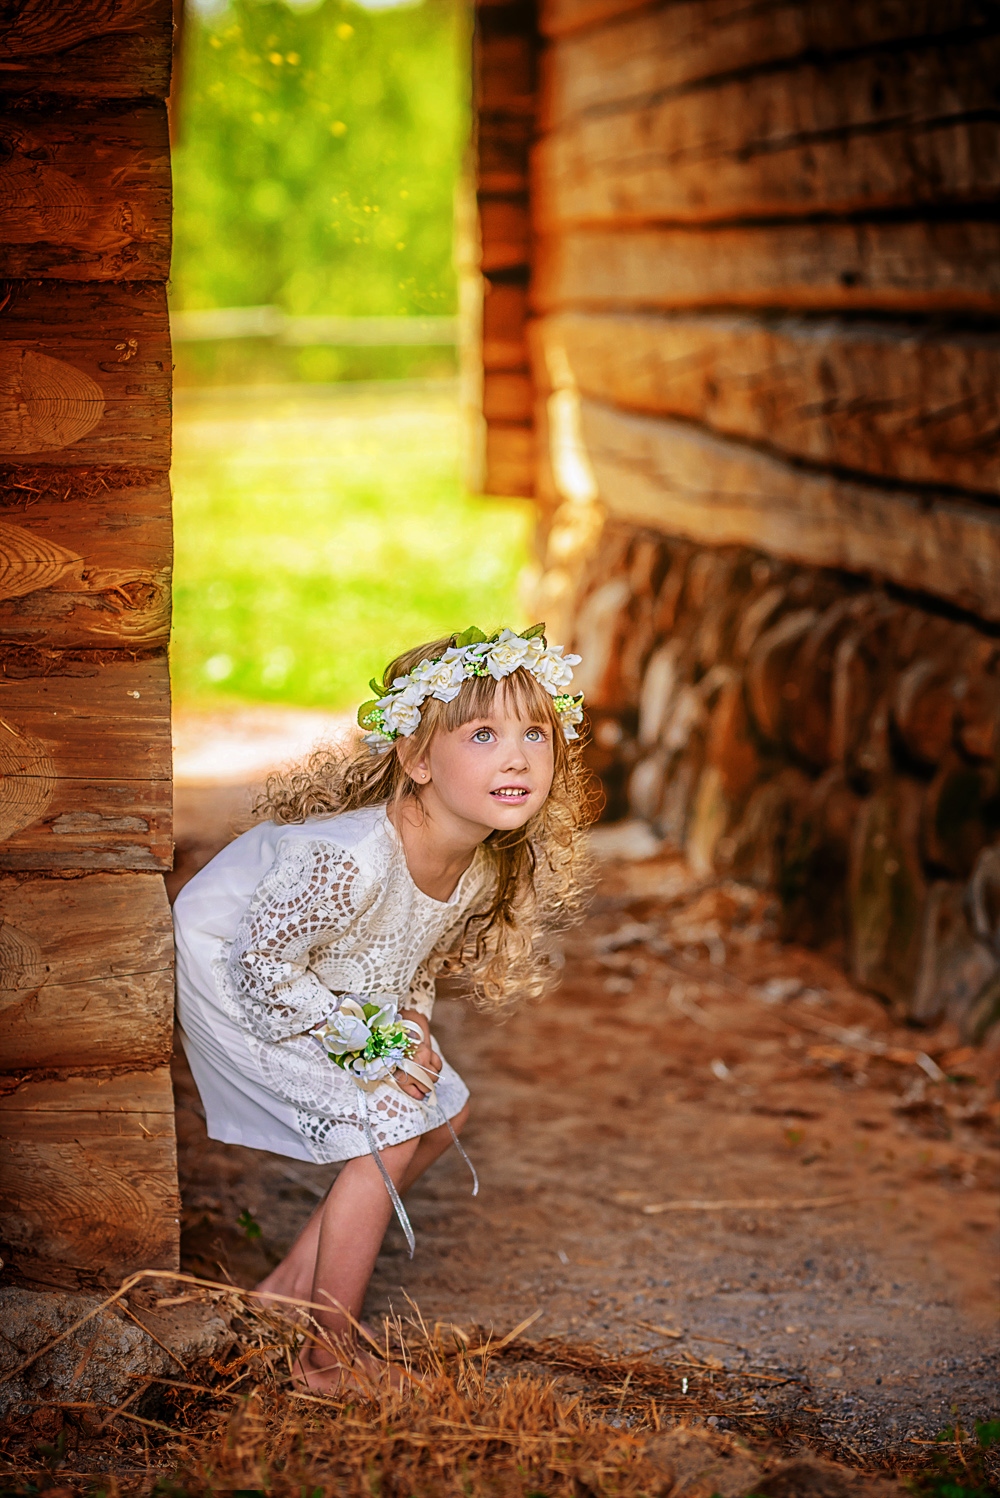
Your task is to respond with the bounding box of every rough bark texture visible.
[0,0,177,1283]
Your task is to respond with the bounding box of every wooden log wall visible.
[477,0,1000,1032]
[0,0,179,1285]
[530,0,1000,601]
[475,0,537,496]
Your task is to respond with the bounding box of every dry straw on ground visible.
[0,1271,927,1498]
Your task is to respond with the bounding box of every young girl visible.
[173,625,592,1391]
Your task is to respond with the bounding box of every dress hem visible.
[202,1084,469,1166]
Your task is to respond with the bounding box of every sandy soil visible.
[171,783,999,1468]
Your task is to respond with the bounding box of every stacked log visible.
[569,523,1000,1039]
[0,1,178,1285]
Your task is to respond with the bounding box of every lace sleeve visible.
[404,962,437,1019]
[224,838,370,1042]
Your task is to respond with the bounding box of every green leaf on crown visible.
[522,622,546,640]
[369,678,384,696]
[357,699,382,729]
[454,625,487,647]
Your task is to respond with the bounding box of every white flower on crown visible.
[485,628,545,679]
[360,626,586,747]
[533,644,582,696]
[557,700,584,738]
[410,649,467,702]
[381,693,423,737]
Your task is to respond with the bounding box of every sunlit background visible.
[170,0,532,716]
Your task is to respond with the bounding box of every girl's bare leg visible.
[256,1198,327,1306]
[297,1136,419,1391]
[398,1103,470,1193]
[255,1106,470,1305]
[254,1106,471,1390]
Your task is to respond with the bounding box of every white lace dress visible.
[173,804,489,1164]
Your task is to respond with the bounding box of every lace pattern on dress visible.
[216,840,371,1042]
[210,818,487,1162]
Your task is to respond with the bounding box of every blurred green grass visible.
[172,0,466,323]
[170,388,534,711]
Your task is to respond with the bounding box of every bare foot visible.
[292,1341,416,1396]
[250,1284,382,1351]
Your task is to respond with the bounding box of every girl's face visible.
[407,697,556,835]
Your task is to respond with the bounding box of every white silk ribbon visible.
[313,995,478,1257]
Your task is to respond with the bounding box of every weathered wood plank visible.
[533,312,1000,496]
[0,471,171,647]
[477,31,536,114]
[480,198,531,273]
[0,280,170,467]
[484,372,534,422]
[540,0,1000,107]
[0,0,167,60]
[0,104,170,281]
[533,221,1000,314]
[0,871,173,1068]
[0,1066,179,1282]
[485,424,535,496]
[574,399,1000,620]
[478,117,533,195]
[0,1069,175,1113]
[0,30,170,100]
[536,39,1000,226]
[539,0,644,40]
[483,281,530,370]
[0,651,171,871]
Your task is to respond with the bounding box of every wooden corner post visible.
[474,0,538,498]
[0,0,179,1286]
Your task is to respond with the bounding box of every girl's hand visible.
[396,1009,442,1100]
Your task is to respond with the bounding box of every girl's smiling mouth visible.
[491,785,531,801]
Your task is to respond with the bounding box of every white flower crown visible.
[357,625,585,751]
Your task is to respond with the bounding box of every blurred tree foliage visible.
[172,0,468,317]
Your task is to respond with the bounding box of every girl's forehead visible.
[452,698,547,728]
[456,702,548,727]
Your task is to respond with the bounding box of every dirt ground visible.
[171,775,999,1472]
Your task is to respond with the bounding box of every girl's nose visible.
[500,736,529,770]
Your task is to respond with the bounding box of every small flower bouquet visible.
[314,994,478,1257]
[317,995,421,1085]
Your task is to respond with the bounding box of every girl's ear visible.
[399,743,430,784]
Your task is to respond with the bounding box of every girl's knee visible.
[449,1103,470,1136]
[386,1135,421,1166]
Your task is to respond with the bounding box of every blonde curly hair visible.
[253,633,598,1010]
